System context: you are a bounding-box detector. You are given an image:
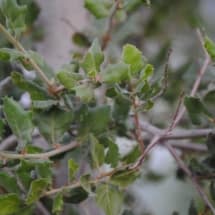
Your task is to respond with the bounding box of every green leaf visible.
[0,194,23,215]
[122,44,145,74]
[140,64,154,80]
[90,134,105,168]
[52,193,64,215]
[3,97,33,147]
[74,84,94,103]
[80,174,92,193]
[105,142,120,168]
[111,169,140,187]
[204,36,215,61]
[84,0,112,19]
[188,201,198,215]
[184,96,212,125]
[78,105,111,134]
[16,160,35,189]
[0,172,20,194]
[68,159,79,182]
[113,94,131,121]
[26,178,50,205]
[210,182,215,202]
[96,184,123,215]
[36,161,52,183]
[12,72,48,100]
[101,62,130,84]
[72,32,91,48]
[0,48,24,61]
[56,65,81,90]
[33,108,73,144]
[81,39,104,77]
[121,146,141,164]
[63,186,88,204]
[24,145,43,153]
[0,0,27,36]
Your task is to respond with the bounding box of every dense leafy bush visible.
[0,0,215,214]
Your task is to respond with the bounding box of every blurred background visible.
[1,0,215,214]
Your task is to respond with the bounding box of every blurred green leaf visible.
[78,105,111,134]
[81,38,104,77]
[204,36,215,61]
[96,184,123,215]
[0,0,27,36]
[0,194,23,215]
[90,134,105,168]
[52,193,64,215]
[111,169,140,187]
[184,96,212,125]
[26,178,50,205]
[122,145,140,164]
[105,142,119,168]
[56,64,81,90]
[68,159,79,182]
[101,62,130,83]
[84,0,112,19]
[0,48,24,61]
[72,32,91,48]
[188,201,198,215]
[3,97,33,147]
[140,64,154,81]
[12,72,48,100]
[63,186,88,204]
[74,84,94,103]
[33,108,73,144]
[122,44,144,74]
[0,172,20,194]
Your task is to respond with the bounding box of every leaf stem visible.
[0,141,79,160]
[0,23,53,88]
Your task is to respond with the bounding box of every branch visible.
[0,23,53,89]
[101,0,121,50]
[174,29,211,125]
[164,142,215,214]
[140,120,214,140]
[0,141,79,160]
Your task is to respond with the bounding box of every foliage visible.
[0,0,215,215]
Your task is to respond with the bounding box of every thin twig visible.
[132,96,145,152]
[101,0,121,50]
[0,23,52,88]
[0,141,79,160]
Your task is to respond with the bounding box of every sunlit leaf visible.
[122,44,145,74]
[81,38,104,77]
[68,159,79,182]
[96,184,123,215]
[101,62,130,84]
[52,193,64,215]
[0,194,23,215]
[204,36,215,61]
